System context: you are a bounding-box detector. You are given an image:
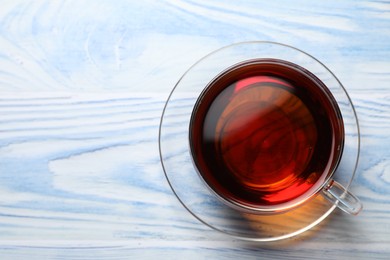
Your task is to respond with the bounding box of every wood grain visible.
[0,91,389,257]
[0,0,389,259]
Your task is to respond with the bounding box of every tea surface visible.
[190,60,343,210]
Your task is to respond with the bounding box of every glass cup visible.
[159,41,362,241]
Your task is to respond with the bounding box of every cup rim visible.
[188,57,346,214]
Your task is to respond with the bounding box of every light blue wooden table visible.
[0,0,389,259]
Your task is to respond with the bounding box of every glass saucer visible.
[158,41,360,241]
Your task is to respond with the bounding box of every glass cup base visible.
[159,41,360,241]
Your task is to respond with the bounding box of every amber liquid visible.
[190,59,344,211]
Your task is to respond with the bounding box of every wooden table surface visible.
[0,0,389,259]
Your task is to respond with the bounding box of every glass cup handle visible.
[321,180,363,215]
